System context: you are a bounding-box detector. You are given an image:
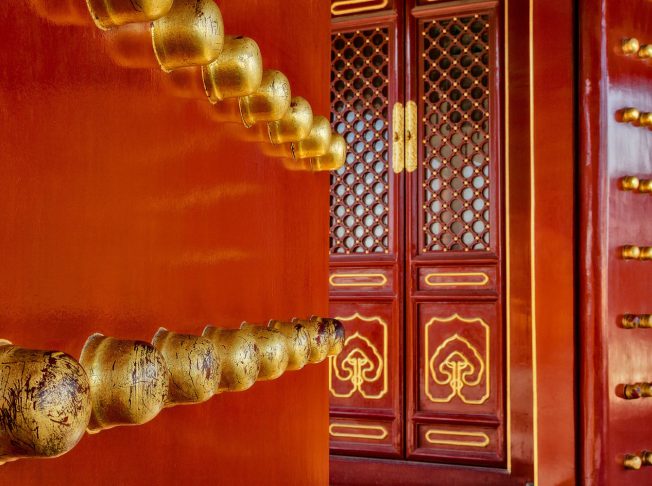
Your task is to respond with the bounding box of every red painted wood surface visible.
[531,0,576,484]
[0,1,330,484]
[580,0,652,484]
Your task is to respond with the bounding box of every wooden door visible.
[329,0,576,484]
[328,0,405,458]
[579,0,652,482]
[405,0,506,466]
[0,1,332,485]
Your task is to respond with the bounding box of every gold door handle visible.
[392,102,404,173]
[405,100,418,172]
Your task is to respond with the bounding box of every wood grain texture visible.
[0,0,330,484]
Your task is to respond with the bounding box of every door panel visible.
[406,0,505,467]
[329,300,401,457]
[409,301,503,464]
[329,0,552,483]
[329,5,404,459]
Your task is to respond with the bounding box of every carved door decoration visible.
[424,314,489,405]
[329,313,388,400]
[329,0,505,471]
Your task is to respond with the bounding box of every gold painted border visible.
[528,0,539,481]
[329,423,389,440]
[424,272,490,287]
[329,312,389,399]
[425,429,490,448]
[424,314,490,404]
[331,0,389,16]
[329,273,388,287]
[503,0,512,471]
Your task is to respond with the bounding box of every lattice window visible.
[420,15,491,252]
[330,28,390,255]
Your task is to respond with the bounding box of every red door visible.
[580,0,652,482]
[327,0,574,483]
[0,1,332,484]
[327,2,405,458]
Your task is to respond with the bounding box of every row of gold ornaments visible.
[0,317,345,465]
[82,0,345,171]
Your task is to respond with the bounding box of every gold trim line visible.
[329,273,388,287]
[424,272,490,287]
[329,423,388,440]
[425,429,490,448]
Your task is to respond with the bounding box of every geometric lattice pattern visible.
[330,28,390,255]
[420,15,491,252]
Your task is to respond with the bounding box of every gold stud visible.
[624,454,643,470]
[86,0,173,29]
[640,314,652,328]
[268,320,311,371]
[202,35,263,103]
[0,342,91,463]
[239,70,292,127]
[620,107,641,123]
[638,44,652,59]
[639,179,652,193]
[202,327,260,392]
[639,112,652,127]
[624,383,643,399]
[239,324,290,381]
[290,116,332,159]
[151,0,224,72]
[621,245,641,260]
[311,134,347,171]
[621,38,640,55]
[151,328,221,407]
[622,314,640,329]
[80,334,169,433]
[292,318,330,364]
[640,246,652,260]
[268,97,314,144]
[641,450,652,466]
[621,176,640,191]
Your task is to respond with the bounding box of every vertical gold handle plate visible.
[405,100,418,172]
[392,102,405,173]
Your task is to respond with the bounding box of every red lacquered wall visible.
[0,1,330,484]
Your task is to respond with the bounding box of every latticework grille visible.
[330,28,390,255]
[420,14,491,253]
